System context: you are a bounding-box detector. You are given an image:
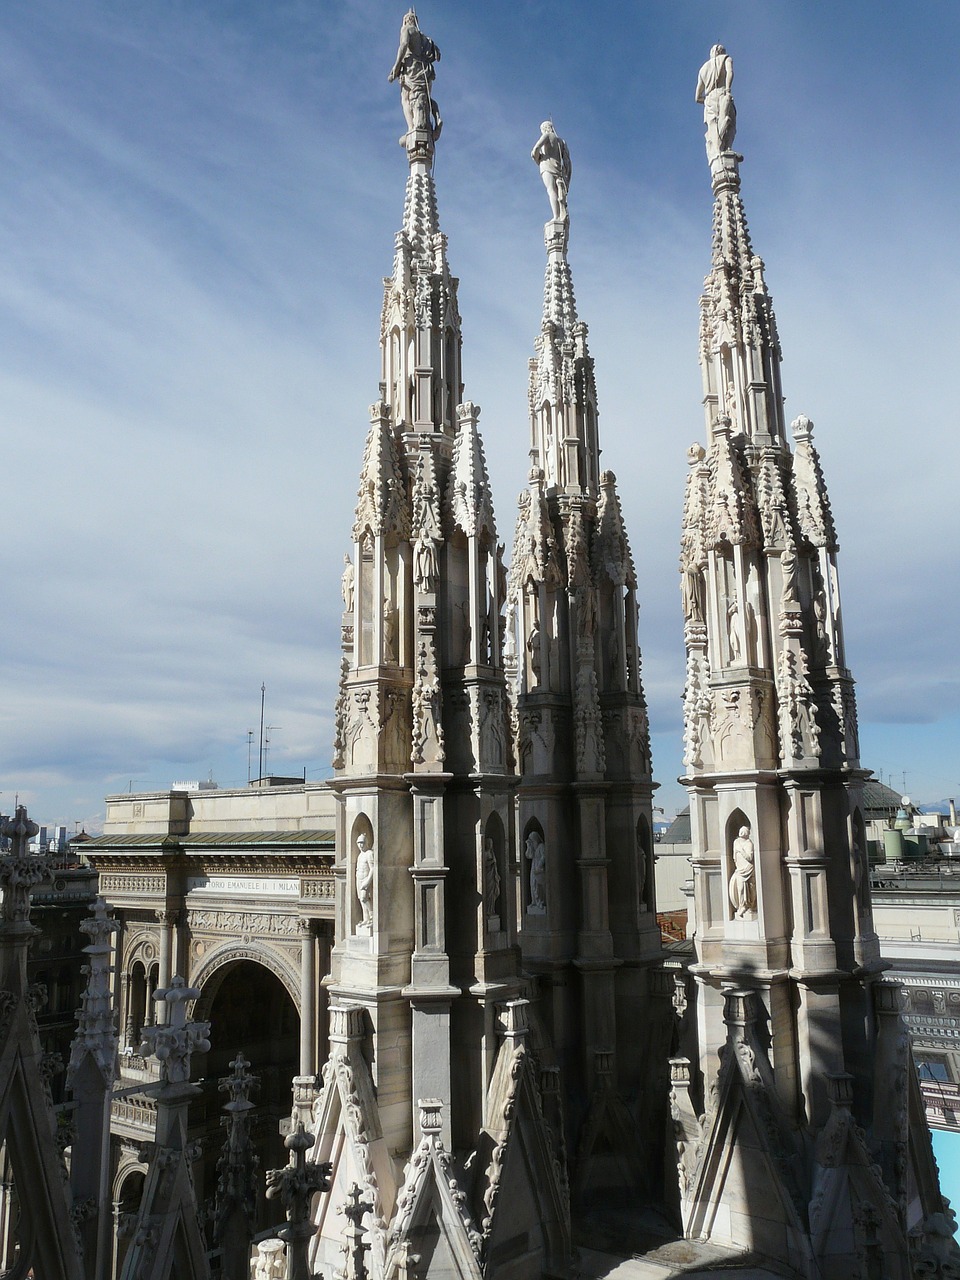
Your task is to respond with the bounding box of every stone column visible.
[156,910,174,1022]
[110,1201,123,1280]
[298,919,316,1077]
[0,1178,13,1270]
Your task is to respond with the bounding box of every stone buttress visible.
[310,21,570,1280]
[505,154,670,1224]
[671,46,958,1279]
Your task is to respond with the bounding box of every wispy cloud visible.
[1,0,957,826]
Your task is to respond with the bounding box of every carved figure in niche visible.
[483,838,501,921]
[852,838,868,922]
[813,589,829,663]
[382,598,397,664]
[341,554,355,613]
[414,535,439,591]
[525,831,547,914]
[607,620,621,689]
[479,610,491,664]
[729,825,757,919]
[681,566,705,625]
[454,600,472,665]
[388,10,442,141]
[527,617,542,685]
[744,600,758,664]
[503,614,517,665]
[780,547,799,609]
[726,598,742,662]
[637,831,648,907]
[531,121,572,222]
[695,44,736,161]
[355,833,374,933]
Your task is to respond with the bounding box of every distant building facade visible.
[84,781,335,1269]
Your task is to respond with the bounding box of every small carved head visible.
[738,825,750,839]
[687,442,706,466]
[540,120,555,135]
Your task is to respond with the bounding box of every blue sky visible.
[1,1,957,830]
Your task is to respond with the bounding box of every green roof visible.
[85,829,334,850]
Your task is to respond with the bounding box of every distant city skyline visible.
[2,1,957,831]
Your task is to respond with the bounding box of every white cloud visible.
[1,0,957,826]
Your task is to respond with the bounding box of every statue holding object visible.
[695,44,737,162]
[531,121,572,223]
[389,10,442,148]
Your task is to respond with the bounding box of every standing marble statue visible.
[729,825,757,919]
[483,837,501,921]
[355,833,374,932]
[525,830,547,914]
[341,554,354,614]
[695,44,736,161]
[388,10,442,143]
[531,121,572,222]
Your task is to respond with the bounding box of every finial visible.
[695,44,737,164]
[388,10,442,161]
[139,976,210,1086]
[531,120,572,227]
[0,805,52,924]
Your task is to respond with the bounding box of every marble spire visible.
[318,25,570,1280]
[507,121,666,1211]
[672,46,955,1276]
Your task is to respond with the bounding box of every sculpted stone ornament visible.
[355,832,374,934]
[729,825,757,920]
[525,830,546,914]
[0,805,52,923]
[67,896,120,1084]
[483,837,501,922]
[681,566,705,625]
[139,976,211,1086]
[779,546,800,609]
[389,10,442,153]
[341,554,355,613]
[531,121,572,223]
[265,1123,332,1280]
[695,44,737,163]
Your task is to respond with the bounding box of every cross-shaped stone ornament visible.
[0,805,53,923]
[340,1182,373,1280]
[139,976,210,1085]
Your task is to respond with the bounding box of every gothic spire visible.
[671,48,955,1276]
[696,44,784,448]
[380,11,461,438]
[527,123,600,494]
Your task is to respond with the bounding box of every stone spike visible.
[67,896,119,1086]
[696,47,785,448]
[789,414,838,551]
[593,470,637,589]
[445,401,496,539]
[527,129,601,495]
[352,403,410,543]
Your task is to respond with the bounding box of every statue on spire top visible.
[695,44,737,162]
[531,121,572,223]
[389,10,442,152]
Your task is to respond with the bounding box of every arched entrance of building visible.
[113,1166,146,1277]
[190,959,300,1238]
